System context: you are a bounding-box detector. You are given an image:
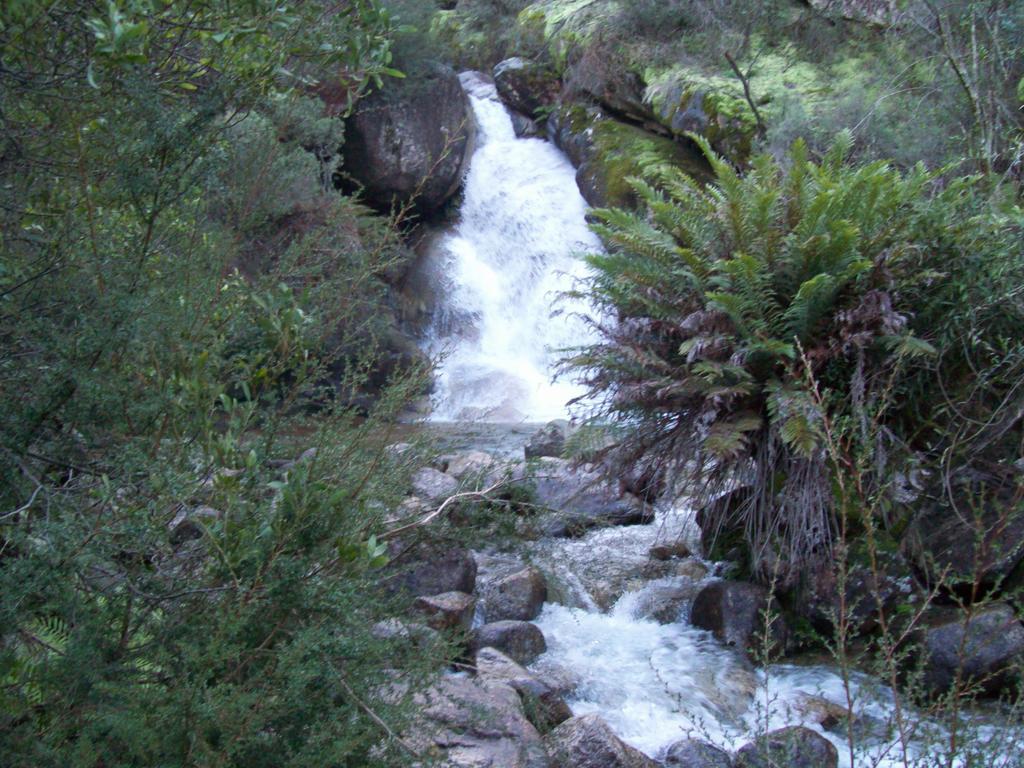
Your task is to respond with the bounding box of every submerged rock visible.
[343,62,473,213]
[545,713,659,767]
[470,620,548,664]
[735,726,838,768]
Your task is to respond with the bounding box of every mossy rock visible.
[578,118,711,209]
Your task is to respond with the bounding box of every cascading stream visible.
[423,72,602,422]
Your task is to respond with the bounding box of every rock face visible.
[663,739,734,768]
[532,458,653,538]
[734,726,838,768]
[470,620,548,664]
[920,604,1024,697]
[410,675,550,768]
[481,567,549,622]
[494,57,560,118]
[691,581,789,658]
[385,539,477,597]
[476,647,573,730]
[344,63,473,213]
[414,591,477,632]
[545,713,659,768]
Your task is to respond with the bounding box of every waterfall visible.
[423,72,602,423]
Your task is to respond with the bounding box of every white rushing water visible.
[424,73,602,422]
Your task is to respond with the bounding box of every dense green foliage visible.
[569,134,1024,580]
[0,2,445,764]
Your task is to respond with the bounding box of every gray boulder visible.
[494,57,560,118]
[545,713,658,767]
[409,675,550,768]
[385,539,477,597]
[476,647,573,730]
[735,726,838,768]
[663,739,733,768]
[920,603,1024,697]
[344,62,473,213]
[445,449,496,481]
[691,581,789,659]
[470,620,548,664]
[481,567,548,622]
[168,505,221,548]
[411,466,460,502]
[413,591,477,632]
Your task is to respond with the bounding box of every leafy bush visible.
[567,132,1023,582]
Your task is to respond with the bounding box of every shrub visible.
[566,132,1023,583]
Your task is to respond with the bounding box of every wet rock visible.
[476,647,573,730]
[919,603,1024,697]
[385,539,477,597]
[168,505,221,548]
[691,580,789,658]
[470,620,548,664]
[735,726,838,768]
[343,62,473,213]
[493,57,560,118]
[545,713,659,768]
[532,458,653,538]
[526,420,573,459]
[546,102,602,169]
[411,466,459,501]
[482,567,548,622]
[409,675,550,768]
[631,582,702,624]
[414,591,477,632]
[676,559,710,582]
[650,541,692,561]
[511,111,543,138]
[663,738,733,768]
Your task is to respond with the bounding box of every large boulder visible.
[663,739,733,768]
[476,647,573,730]
[734,726,838,768]
[384,538,477,597]
[409,675,550,768]
[413,591,477,632]
[545,713,658,768]
[902,475,1024,594]
[494,57,561,118]
[919,603,1024,697]
[470,620,548,664]
[411,466,460,502]
[691,581,789,659]
[480,566,549,622]
[343,63,473,213]
[531,458,653,538]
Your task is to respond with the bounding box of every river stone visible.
[734,726,838,768]
[385,539,477,597]
[631,582,703,624]
[920,603,1024,697]
[545,713,658,768]
[411,466,459,502]
[483,567,548,622]
[409,675,550,768]
[663,738,733,768]
[476,647,573,730]
[470,620,547,664]
[532,458,652,538]
[650,541,692,561]
[343,62,473,213]
[691,580,789,659]
[445,450,496,480]
[525,420,573,459]
[493,57,560,118]
[414,591,477,632]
